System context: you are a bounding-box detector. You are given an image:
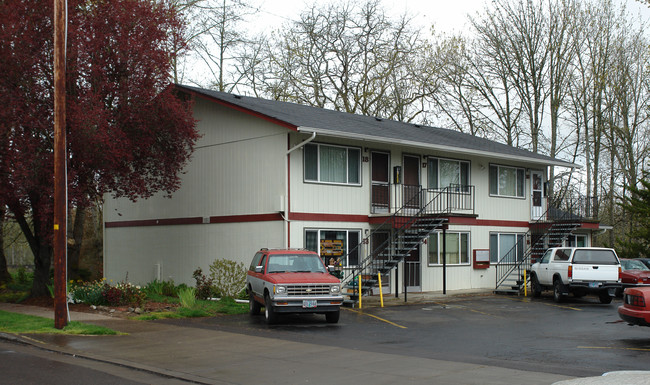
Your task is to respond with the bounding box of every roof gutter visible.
[287,131,316,154]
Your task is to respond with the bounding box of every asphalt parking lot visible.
[166,293,650,378]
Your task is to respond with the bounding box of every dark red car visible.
[618,287,650,327]
[616,259,650,297]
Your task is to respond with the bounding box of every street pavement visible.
[0,292,646,385]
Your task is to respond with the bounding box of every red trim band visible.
[290,212,370,223]
[105,213,283,228]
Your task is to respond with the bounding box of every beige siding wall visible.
[104,221,283,286]
[104,98,289,284]
[103,98,549,291]
[104,98,287,223]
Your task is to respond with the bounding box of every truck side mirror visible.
[328,265,335,272]
[255,266,263,273]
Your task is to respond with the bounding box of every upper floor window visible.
[304,143,361,185]
[489,164,524,198]
[428,158,470,190]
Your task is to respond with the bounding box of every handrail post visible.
[378,273,384,307]
[358,275,362,309]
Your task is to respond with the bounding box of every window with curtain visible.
[304,143,361,185]
[427,232,470,265]
[489,165,524,198]
[428,158,470,191]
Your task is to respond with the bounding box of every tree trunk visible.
[31,241,52,297]
[0,207,11,284]
[9,204,52,297]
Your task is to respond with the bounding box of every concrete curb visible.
[0,331,217,385]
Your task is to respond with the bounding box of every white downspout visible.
[287,131,316,155]
[284,131,317,248]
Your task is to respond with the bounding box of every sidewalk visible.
[0,299,579,385]
[3,293,649,384]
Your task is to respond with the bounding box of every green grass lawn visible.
[0,310,120,335]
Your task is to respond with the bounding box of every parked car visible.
[529,247,621,303]
[618,287,650,327]
[246,248,343,324]
[617,259,650,297]
[637,258,650,270]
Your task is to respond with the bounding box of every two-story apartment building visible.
[103,84,603,295]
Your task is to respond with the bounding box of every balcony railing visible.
[371,183,475,216]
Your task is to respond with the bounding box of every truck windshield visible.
[572,249,619,265]
[266,254,327,273]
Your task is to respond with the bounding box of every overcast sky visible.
[248,0,650,35]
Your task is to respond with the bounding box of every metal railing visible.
[371,183,475,215]
[495,195,593,291]
[342,184,475,294]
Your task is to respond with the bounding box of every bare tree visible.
[171,0,257,90]
[546,0,579,200]
[244,0,434,121]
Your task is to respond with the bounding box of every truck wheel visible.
[553,279,564,303]
[530,275,542,298]
[249,291,261,315]
[325,310,340,324]
[264,294,278,325]
[599,292,613,304]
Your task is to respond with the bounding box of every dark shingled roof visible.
[177,84,575,168]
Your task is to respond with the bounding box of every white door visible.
[531,171,545,220]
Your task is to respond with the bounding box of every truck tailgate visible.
[572,265,619,282]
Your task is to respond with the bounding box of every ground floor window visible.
[490,233,525,263]
[566,234,587,247]
[305,229,360,267]
[428,232,470,265]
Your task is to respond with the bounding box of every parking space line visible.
[429,301,501,318]
[509,297,583,311]
[343,308,408,329]
[578,346,650,352]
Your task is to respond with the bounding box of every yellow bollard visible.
[378,273,384,307]
[524,269,528,297]
[358,275,362,309]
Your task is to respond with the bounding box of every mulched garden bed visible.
[20,296,180,319]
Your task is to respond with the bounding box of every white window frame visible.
[427,231,470,266]
[566,234,587,247]
[489,164,525,198]
[489,232,525,263]
[304,143,361,186]
[428,157,470,191]
[305,229,362,267]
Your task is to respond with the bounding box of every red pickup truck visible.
[246,249,343,324]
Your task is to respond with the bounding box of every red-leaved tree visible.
[0,0,199,296]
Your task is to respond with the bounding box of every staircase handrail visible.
[341,184,472,288]
[495,196,587,289]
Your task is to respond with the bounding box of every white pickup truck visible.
[530,247,622,303]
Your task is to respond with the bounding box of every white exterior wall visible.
[289,135,369,215]
[104,98,289,284]
[286,136,546,293]
[105,98,287,222]
[104,221,283,286]
[103,97,556,291]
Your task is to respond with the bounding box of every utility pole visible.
[53,0,68,329]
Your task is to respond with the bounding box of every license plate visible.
[589,282,600,288]
[303,300,317,308]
